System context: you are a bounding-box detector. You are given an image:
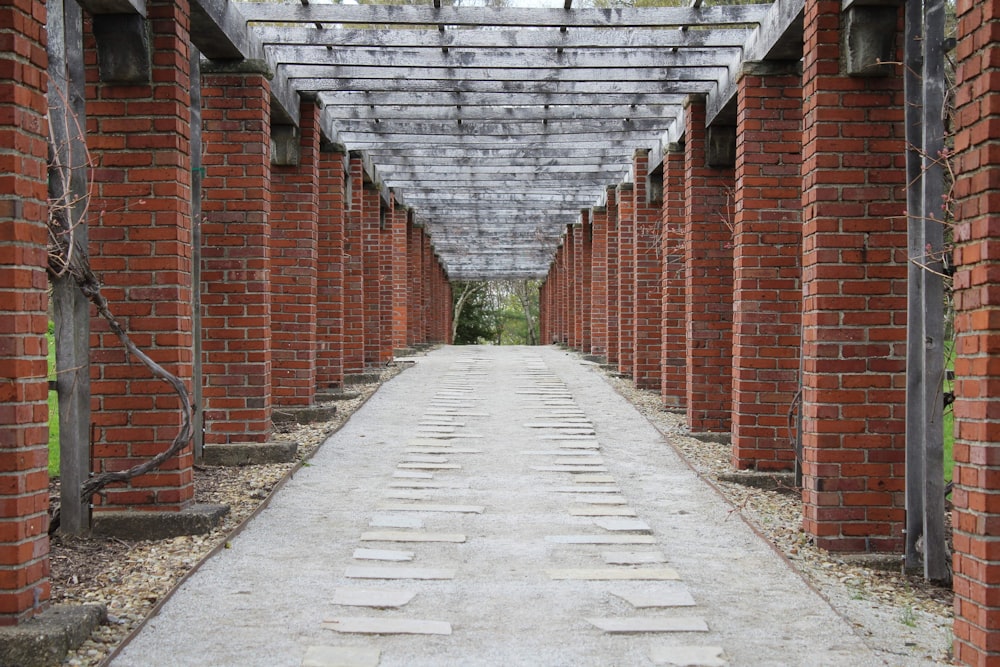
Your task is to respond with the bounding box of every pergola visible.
[232,0,803,280]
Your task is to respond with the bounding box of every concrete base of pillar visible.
[202,441,298,466]
[272,405,337,425]
[0,604,106,667]
[91,503,229,541]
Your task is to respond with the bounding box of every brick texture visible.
[731,63,803,471]
[590,205,608,358]
[952,0,1000,660]
[0,0,50,624]
[391,205,409,350]
[684,96,735,433]
[271,102,319,407]
[633,151,662,390]
[617,184,635,375]
[343,156,365,375]
[86,2,194,509]
[661,147,686,408]
[316,149,345,390]
[800,0,907,553]
[606,189,620,364]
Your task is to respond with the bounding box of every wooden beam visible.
[338,135,657,148]
[377,163,627,175]
[296,78,714,95]
[75,0,145,15]
[252,26,752,50]
[279,64,728,83]
[333,118,673,136]
[237,3,772,28]
[189,0,264,61]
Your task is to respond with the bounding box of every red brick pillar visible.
[0,0,50,623]
[951,0,1000,659]
[684,96,735,433]
[556,241,566,344]
[391,205,409,353]
[422,233,432,342]
[633,151,662,391]
[661,146,686,409]
[566,225,578,349]
[731,62,803,470]
[571,221,584,350]
[200,65,272,445]
[800,0,906,552]
[580,213,593,353]
[606,188,620,364]
[362,186,382,368]
[617,183,635,377]
[317,148,345,391]
[406,222,421,346]
[271,102,319,407]
[377,200,394,364]
[343,155,365,376]
[87,2,194,508]
[590,205,608,359]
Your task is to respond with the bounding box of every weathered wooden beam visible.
[339,135,657,148]
[298,77,714,95]
[265,45,742,70]
[280,64,728,83]
[362,147,638,159]
[334,118,673,137]
[332,103,678,122]
[75,0,145,14]
[372,154,629,167]
[252,26,751,50]
[378,163,627,176]
[317,90,697,107]
[189,0,265,61]
[237,3,771,28]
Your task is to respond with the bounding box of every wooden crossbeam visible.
[333,118,673,136]
[301,78,714,95]
[280,64,727,82]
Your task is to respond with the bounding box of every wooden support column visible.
[87,1,195,509]
[661,145,686,409]
[316,147,345,391]
[684,95,735,434]
[343,155,365,376]
[271,102,320,407]
[633,150,662,390]
[731,62,803,471]
[952,0,1000,657]
[606,188,620,365]
[617,183,635,376]
[590,204,609,360]
[800,0,907,552]
[0,0,51,623]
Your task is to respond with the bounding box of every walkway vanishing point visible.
[113,347,899,667]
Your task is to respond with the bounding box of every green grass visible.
[944,338,955,483]
[47,323,59,478]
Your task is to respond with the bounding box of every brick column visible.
[606,188,620,364]
[617,183,635,377]
[362,186,382,368]
[731,62,803,471]
[377,200,394,364]
[684,96,735,433]
[317,148,345,390]
[581,213,593,352]
[0,0,50,622]
[391,205,409,353]
[271,102,319,407]
[555,245,565,344]
[661,146,686,409]
[590,205,608,359]
[422,233,432,342]
[406,222,420,346]
[200,65,271,446]
[343,155,365,376]
[571,221,584,350]
[633,150,662,390]
[87,2,194,509]
[800,0,906,552]
[951,0,1000,659]
[566,225,578,349]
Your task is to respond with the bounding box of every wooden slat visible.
[333,118,673,136]
[317,90,695,106]
[281,64,727,83]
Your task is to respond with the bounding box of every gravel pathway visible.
[106,345,914,667]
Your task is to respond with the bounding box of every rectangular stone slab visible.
[392,471,434,479]
[594,518,652,532]
[546,567,679,580]
[377,503,484,514]
[586,617,708,633]
[574,474,617,483]
[557,457,605,465]
[360,531,466,543]
[407,448,482,454]
[602,551,668,565]
[345,566,455,580]
[369,515,424,529]
[611,589,697,608]
[540,435,598,441]
[332,588,416,607]
[403,455,451,463]
[323,617,453,635]
[532,466,609,473]
[397,463,462,470]
[383,491,434,501]
[388,481,469,489]
[302,645,381,667]
[575,495,627,504]
[569,506,637,517]
[352,548,414,562]
[526,422,595,428]
[550,486,620,493]
[545,534,657,544]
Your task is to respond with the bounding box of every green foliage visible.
[47,324,59,477]
[453,282,500,344]
[452,280,540,345]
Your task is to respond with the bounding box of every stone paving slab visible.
[359,531,466,543]
[569,506,637,517]
[323,618,452,636]
[331,588,417,607]
[301,645,381,667]
[587,617,710,633]
[352,548,414,562]
[602,551,668,565]
[594,517,652,532]
[345,566,455,580]
[368,515,424,529]
[376,503,484,514]
[611,589,697,608]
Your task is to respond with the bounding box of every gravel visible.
[47,349,954,666]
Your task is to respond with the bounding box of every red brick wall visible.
[617,184,635,375]
[422,233,432,342]
[731,63,803,471]
[633,151,662,390]
[606,188,620,364]
[590,206,608,358]
[86,2,194,509]
[362,186,382,367]
[684,96,735,433]
[952,0,1000,659]
[0,0,50,623]
[316,149,345,390]
[343,156,365,375]
[581,213,593,353]
[567,225,578,349]
[377,200,393,364]
[661,147,686,408]
[200,68,272,445]
[408,224,425,345]
[800,0,907,552]
[391,206,409,351]
[270,103,319,407]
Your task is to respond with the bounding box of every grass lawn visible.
[47,324,59,478]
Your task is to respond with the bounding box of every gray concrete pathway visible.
[112,346,885,667]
